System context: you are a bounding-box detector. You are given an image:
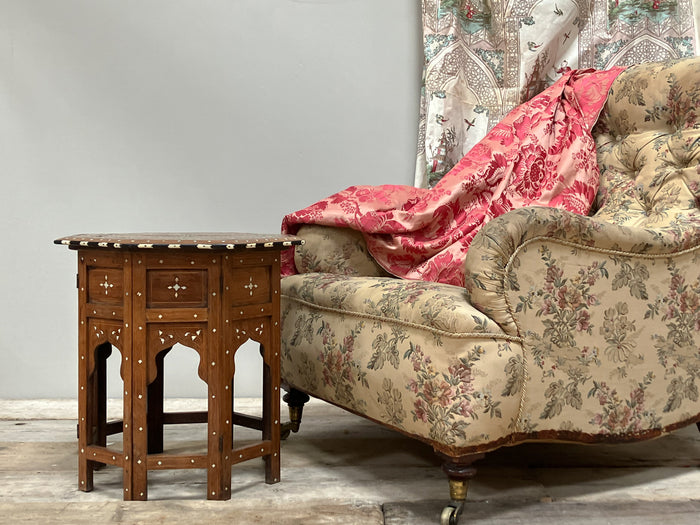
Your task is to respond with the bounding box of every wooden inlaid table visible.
[54,233,303,500]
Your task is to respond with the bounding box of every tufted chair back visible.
[593,58,700,238]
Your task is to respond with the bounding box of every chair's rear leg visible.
[281,389,310,439]
[437,452,484,525]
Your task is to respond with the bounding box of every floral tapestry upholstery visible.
[293,225,389,278]
[281,57,700,456]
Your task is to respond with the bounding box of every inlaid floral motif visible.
[243,276,259,296]
[167,276,187,298]
[99,275,114,295]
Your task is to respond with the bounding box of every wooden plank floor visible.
[1,399,699,524]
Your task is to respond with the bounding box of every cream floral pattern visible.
[293,225,388,277]
[281,272,521,449]
[281,58,700,456]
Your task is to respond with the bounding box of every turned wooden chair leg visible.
[281,389,310,439]
[437,452,485,525]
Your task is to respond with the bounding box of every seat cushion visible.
[283,273,505,337]
[281,273,526,453]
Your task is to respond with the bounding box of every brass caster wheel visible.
[280,423,292,441]
[440,503,462,525]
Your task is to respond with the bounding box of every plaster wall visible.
[0,0,421,398]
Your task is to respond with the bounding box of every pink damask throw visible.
[282,67,624,287]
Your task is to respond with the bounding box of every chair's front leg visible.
[281,388,310,439]
[437,452,485,525]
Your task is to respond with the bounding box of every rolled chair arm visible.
[293,224,390,277]
[464,206,700,336]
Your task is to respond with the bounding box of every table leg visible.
[78,352,95,492]
[127,313,148,501]
[95,344,112,454]
[207,340,233,500]
[263,341,281,484]
[229,379,235,450]
[148,348,170,454]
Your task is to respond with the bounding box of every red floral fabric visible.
[282,67,625,287]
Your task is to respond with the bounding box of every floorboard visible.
[1,399,698,524]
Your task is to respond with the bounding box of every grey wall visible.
[0,0,422,398]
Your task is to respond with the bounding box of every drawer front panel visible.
[87,268,124,305]
[229,266,271,306]
[147,270,208,308]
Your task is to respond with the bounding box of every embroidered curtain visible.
[416,0,698,188]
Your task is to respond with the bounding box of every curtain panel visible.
[416,0,698,188]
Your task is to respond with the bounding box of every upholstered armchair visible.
[279,57,700,524]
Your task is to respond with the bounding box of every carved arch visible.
[226,317,271,384]
[87,320,124,378]
[147,324,208,385]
